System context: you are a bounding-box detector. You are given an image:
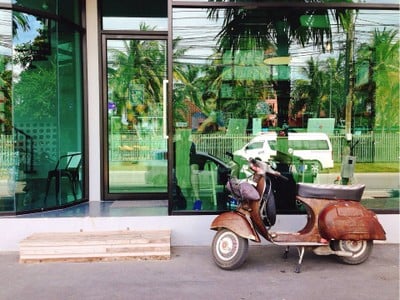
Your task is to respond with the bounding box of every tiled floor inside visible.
[15,200,169,218]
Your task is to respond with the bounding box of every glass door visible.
[103,37,168,199]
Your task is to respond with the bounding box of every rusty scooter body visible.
[210,158,386,272]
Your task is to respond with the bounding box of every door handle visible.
[163,79,168,139]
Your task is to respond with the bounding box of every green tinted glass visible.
[0,10,83,214]
[171,6,399,213]
[106,38,168,195]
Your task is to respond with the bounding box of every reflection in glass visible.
[171,6,399,213]
[0,10,83,214]
[0,9,14,213]
[106,39,167,194]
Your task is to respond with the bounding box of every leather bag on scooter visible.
[226,178,260,201]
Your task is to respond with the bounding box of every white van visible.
[234,132,334,170]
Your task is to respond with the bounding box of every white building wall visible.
[86,0,102,201]
[0,214,398,251]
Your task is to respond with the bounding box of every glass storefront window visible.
[0,5,84,214]
[171,5,399,213]
[105,38,168,196]
[12,0,81,24]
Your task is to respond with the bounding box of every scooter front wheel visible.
[332,240,373,265]
[211,229,249,270]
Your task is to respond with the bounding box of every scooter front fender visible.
[210,211,260,242]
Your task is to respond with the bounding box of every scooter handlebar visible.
[249,158,289,181]
[265,166,289,181]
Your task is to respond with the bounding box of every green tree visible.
[13,60,57,121]
[108,28,166,123]
[11,16,56,122]
[325,56,347,123]
[173,64,203,122]
[290,56,346,126]
[0,11,30,51]
[0,56,13,133]
[0,12,31,133]
[108,24,195,126]
[363,29,399,131]
[291,28,399,132]
[207,0,336,125]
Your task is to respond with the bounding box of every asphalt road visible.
[0,244,398,300]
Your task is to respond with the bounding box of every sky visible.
[0,11,41,56]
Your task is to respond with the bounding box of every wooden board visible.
[19,229,171,263]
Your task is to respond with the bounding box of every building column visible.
[86,0,101,201]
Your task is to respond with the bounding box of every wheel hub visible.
[221,239,232,253]
[217,233,238,260]
[342,240,364,252]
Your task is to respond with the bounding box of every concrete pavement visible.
[318,172,399,190]
[0,244,398,300]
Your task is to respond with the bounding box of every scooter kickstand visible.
[295,247,305,273]
[283,246,290,259]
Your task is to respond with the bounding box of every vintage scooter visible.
[210,157,386,272]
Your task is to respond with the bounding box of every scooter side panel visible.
[210,212,261,242]
[319,202,386,241]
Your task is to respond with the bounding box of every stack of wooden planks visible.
[19,229,171,263]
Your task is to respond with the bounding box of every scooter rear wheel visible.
[332,240,373,265]
[212,229,248,270]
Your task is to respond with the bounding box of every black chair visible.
[44,153,82,203]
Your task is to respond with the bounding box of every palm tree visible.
[290,56,346,126]
[12,12,30,36]
[108,24,197,128]
[173,64,203,122]
[172,37,200,102]
[356,29,399,131]
[0,12,31,133]
[207,0,336,126]
[325,56,346,122]
[0,11,30,52]
[290,58,324,120]
[372,29,399,131]
[108,24,167,126]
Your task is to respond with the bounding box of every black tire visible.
[211,229,249,270]
[332,240,373,265]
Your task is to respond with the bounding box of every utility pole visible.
[344,12,356,143]
[341,10,357,185]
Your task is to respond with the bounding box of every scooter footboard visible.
[319,202,386,241]
[211,212,261,242]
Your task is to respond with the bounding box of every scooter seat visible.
[297,183,365,202]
